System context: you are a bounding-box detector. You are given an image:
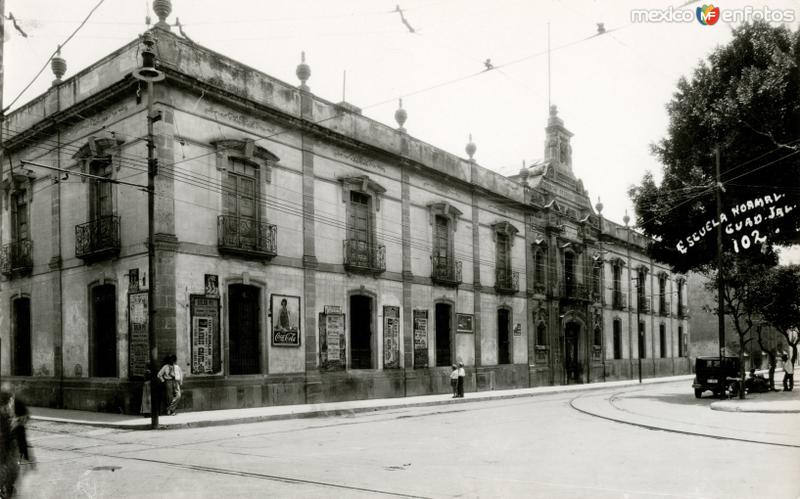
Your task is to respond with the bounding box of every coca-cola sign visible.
[272,329,299,346]
[271,294,301,347]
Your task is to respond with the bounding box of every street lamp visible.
[133,30,164,430]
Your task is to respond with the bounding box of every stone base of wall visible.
[4,359,695,414]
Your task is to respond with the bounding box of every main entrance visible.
[350,295,373,369]
[229,284,260,374]
[12,297,31,376]
[565,321,580,383]
[498,309,511,365]
[435,303,452,367]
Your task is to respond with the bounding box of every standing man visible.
[158,355,184,415]
[457,362,466,398]
[782,354,794,392]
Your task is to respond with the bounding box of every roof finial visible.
[595,196,603,214]
[394,98,407,132]
[296,51,311,91]
[465,133,476,161]
[152,0,172,30]
[51,45,67,86]
[623,209,630,227]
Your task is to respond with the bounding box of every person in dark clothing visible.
[0,392,33,498]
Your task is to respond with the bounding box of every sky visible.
[3,0,799,262]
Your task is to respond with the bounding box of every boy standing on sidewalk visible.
[450,365,459,398]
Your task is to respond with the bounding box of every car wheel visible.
[694,389,703,399]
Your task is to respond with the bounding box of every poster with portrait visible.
[271,294,301,347]
[413,309,429,368]
[457,313,473,334]
[128,292,148,378]
[383,306,400,369]
[190,295,221,374]
[204,274,219,298]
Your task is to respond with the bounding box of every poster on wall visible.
[383,306,400,369]
[271,295,301,347]
[190,295,221,374]
[128,292,149,378]
[456,313,473,334]
[413,309,429,368]
[204,274,219,298]
[319,311,346,370]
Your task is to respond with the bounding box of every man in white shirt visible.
[782,354,794,392]
[157,355,183,415]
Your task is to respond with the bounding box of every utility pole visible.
[715,147,725,362]
[134,31,164,430]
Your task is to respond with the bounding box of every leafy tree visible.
[749,265,800,364]
[703,253,775,398]
[630,21,800,273]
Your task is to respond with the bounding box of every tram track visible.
[568,387,800,449]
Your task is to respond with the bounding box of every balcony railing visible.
[561,282,590,301]
[495,268,519,294]
[218,215,277,259]
[343,239,385,274]
[430,255,462,287]
[677,304,687,318]
[612,291,626,310]
[0,240,32,277]
[75,215,121,260]
[637,295,651,313]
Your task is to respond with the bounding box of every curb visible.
[32,375,695,430]
[709,402,800,414]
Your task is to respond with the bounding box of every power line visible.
[4,0,108,113]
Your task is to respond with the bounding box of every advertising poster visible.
[456,313,473,334]
[128,292,148,378]
[190,295,221,374]
[413,309,429,368]
[383,306,400,369]
[271,295,301,347]
[319,311,346,370]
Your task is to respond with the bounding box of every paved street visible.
[19,380,800,499]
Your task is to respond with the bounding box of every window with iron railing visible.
[218,160,277,259]
[2,189,33,276]
[430,215,461,286]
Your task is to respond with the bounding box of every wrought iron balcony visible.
[677,305,687,318]
[561,282,590,301]
[529,282,547,295]
[430,255,462,287]
[343,239,385,274]
[637,295,651,314]
[612,291,626,310]
[658,296,669,317]
[75,215,121,260]
[218,215,277,259]
[0,240,32,277]
[495,268,519,294]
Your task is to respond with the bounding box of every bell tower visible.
[544,105,574,172]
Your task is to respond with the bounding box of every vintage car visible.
[692,356,742,398]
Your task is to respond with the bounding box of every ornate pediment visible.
[491,220,519,241]
[339,175,386,211]
[73,136,126,181]
[211,137,278,182]
[428,201,462,231]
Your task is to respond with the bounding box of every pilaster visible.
[401,167,413,369]
[300,88,319,381]
[471,184,482,367]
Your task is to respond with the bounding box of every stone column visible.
[299,87,321,403]
[153,91,178,359]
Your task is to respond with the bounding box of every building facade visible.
[0,18,691,413]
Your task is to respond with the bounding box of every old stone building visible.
[0,5,690,413]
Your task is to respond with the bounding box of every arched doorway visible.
[350,294,374,369]
[228,284,261,374]
[564,321,581,384]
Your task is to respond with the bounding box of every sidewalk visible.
[30,374,694,430]
[710,386,800,413]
